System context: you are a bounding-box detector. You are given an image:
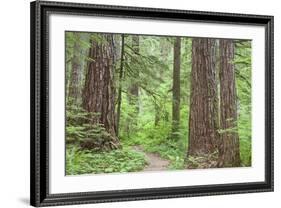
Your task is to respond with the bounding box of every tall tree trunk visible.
[188,38,218,156]
[126,35,140,136]
[155,38,170,126]
[68,33,81,104]
[128,35,140,111]
[218,39,240,167]
[82,34,120,149]
[171,37,181,139]
[116,35,125,137]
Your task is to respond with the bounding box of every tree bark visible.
[172,37,181,139]
[188,38,218,156]
[218,39,240,167]
[82,34,120,149]
[116,35,125,137]
[126,35,140,135]
[128,35,140,111]
[155,38,170,126]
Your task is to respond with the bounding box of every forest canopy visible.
[65,31,252,175]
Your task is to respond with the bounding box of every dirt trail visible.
[132,145,170,171]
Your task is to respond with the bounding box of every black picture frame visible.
[30,0,274,207]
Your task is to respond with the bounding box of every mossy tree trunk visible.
[188,38,218,156]
[126,35,140,136]
[172,37,181,139]
[116,34,125,137]
[218,39,240,167]
[155,38,170,126]
[82,34,120,150]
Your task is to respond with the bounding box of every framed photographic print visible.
[30,0,274,207]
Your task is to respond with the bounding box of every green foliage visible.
[66,101,117,151]
[66,145,147,175]
[235,40,252,166]
[238,106,252,166]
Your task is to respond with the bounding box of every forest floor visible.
[132,145,170,171]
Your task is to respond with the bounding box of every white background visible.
[0,0,279,207]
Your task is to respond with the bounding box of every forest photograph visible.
[65,31,252,175]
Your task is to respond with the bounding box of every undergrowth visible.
[66,145,147,175]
